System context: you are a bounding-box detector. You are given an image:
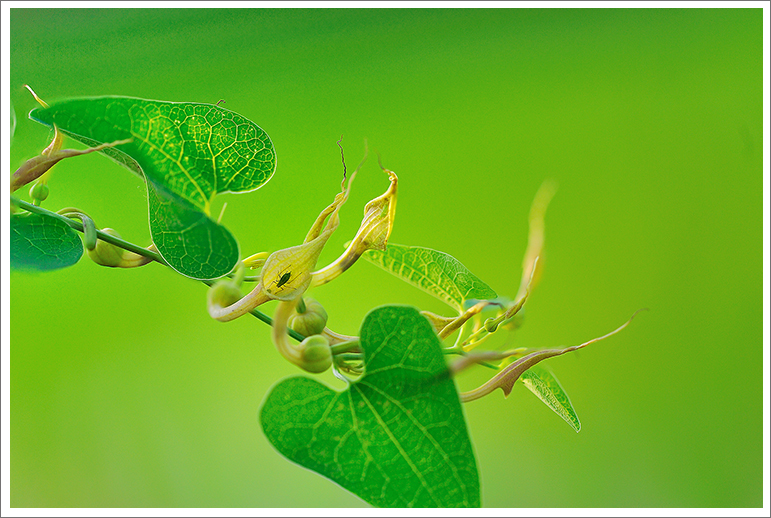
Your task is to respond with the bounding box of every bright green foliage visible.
[10,212,83,271]
[29,97,276,279]
[261,305,480,508]
[521,365,581,433]
[145,183,239,279]
[363,244,497,311]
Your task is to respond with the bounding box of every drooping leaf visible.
[11,212,83,271]
[521,365,581,432]
[146,182,239,279]
[29,97,276,279]
[261,305,480,508]
[362,244,497,311]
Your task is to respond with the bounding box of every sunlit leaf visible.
[362,244,497,311]
[261,305,480,508]
[11,212,83,271]
[29,97,276,279]
[146,183,240,279]
[521,365,581,432]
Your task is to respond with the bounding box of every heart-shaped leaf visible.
[29,97,276,279]
[362,244,497,311]
[260,305,480,508]
[11,211,83,271]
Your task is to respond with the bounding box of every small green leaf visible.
[521,365,581,432]
[362,244,497,311]
[11,212,83,271]
[29,97,276,279]
[261,305,480,508]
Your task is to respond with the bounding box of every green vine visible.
[9,90,642,508]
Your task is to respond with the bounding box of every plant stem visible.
[330,339,361,355]
[442,348,499,370]
[11,195,306,343]
[13,196,167,264]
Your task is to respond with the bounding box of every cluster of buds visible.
[207,156,398,374]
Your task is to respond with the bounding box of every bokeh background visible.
[8,8,763,508]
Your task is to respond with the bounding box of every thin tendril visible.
[337,135,347,188]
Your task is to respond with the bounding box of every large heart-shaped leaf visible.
[363,244,497,311]
[29,97,276,279]
[260,305,480,508]
[11,211,83,271]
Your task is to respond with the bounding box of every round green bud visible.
[29,182,49,202]
[87,228,125,267]
[288,298,328,337]
[484,317,500,333]
[299,335,332,373]
[207,279,243,309]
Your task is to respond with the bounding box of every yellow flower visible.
[260,172,356,300]
[311,167,397,287]
[207,166,357,321]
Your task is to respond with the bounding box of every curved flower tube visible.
[207,282,271,322]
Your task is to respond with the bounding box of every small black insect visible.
[276,272,291,288]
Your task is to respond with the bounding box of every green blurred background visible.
[9,8,763,508]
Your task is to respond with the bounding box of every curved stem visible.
[59,210,98,251]
[13,197,166,264]
[12,196,307,342]
[322,327,359,345]
[330,339,361,355]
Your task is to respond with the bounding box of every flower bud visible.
[484,317,500,333]
[29,181,49,202]
[288,298,328,336]
[87,228,152,268]
[420,310,455,335]
[299,334,332,373]
[87,228,125,267]
[207,279,244,310]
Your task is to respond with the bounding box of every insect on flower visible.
[276,271,291,288]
